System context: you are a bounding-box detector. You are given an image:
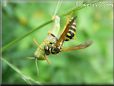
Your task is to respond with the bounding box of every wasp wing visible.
[61,40,92,52]
[55,16,76,47]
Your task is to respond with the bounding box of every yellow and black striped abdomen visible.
[65,18,76,41]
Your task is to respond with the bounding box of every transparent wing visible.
[61,40,93,52]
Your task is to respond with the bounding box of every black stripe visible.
[66,31,74,39]
[65,38,70,41]
[50,33,58,41]
[69,30,75,37]
[70,26,76,32]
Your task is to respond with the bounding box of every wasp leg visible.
[44,55,51,64]
[33,38,40,46]
[33,38,43,51]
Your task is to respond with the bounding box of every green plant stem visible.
[2,5,86,52]
[60,5,86,17]
[2,20,53,52]
[1,57,41,84]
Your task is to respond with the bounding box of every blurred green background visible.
[2,0,113,84]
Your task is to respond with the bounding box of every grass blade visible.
[2,20,53,52]
[1,57,41,84]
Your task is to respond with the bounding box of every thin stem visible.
[60,5,86,17]
[2,20,53,52]
[53,0,63,17]
[35,58,39,78]
[1,57,41,84]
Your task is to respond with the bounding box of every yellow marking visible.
[73,22,76,25]
[71,25,75,29]
[73,33,77,40]
[65,37,70,41]
[69,29,75,34]
[48,31,52,35]
[74,32,76,35]
[67,33,71,36]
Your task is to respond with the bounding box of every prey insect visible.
[33,16,92,64]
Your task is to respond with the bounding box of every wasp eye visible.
[50,42,53,44]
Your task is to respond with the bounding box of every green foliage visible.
[2,0,113,84]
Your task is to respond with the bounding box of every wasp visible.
[44,16,76,55]
[33,16,92,64]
